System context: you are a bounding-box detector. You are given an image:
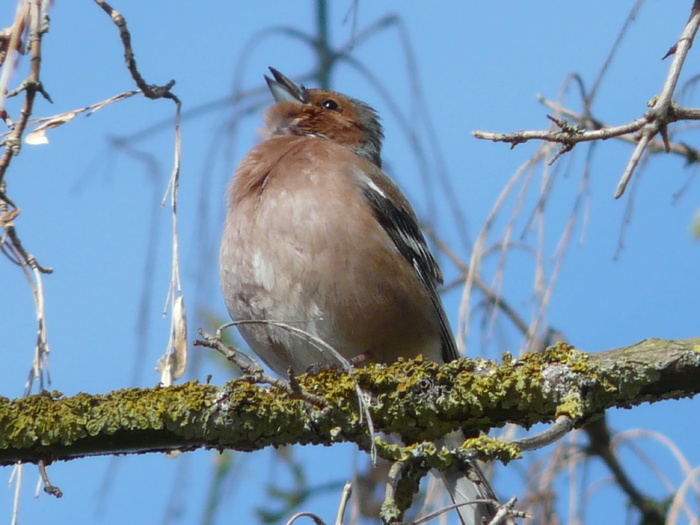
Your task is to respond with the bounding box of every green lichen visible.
[555,391,584,420]
[460,434,521,463]
[2,337,698,469]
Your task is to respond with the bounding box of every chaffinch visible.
[219,68,501,524]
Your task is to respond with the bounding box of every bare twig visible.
[159,98,186,387]
[585,0,645,107]
[334,482,353,525]
[0,1,54,398]
[474,104,700,163]
[91,0,186,389]
[473,1,700,200]
[204,320,377,461]
[0,7,55,519]
[472,116,646,150]
[487,497,530,525]
[615,2,700,197]
[538,96,700,164]
[285,512,326,525]
[423,226,532,338]
[457,150,553,353]
[513,415,574,452]
[10,462,22,525]
[0,90,140,144]
[92,0,177,101]
[585,418,666,525]
[37,460,62,498]
[614,429,699,520]
[0,0,50,185]
[666,463,700,524]
[195,327,298,397]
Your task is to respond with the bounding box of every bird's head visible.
[263,67,384,167]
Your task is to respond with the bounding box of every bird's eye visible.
[322,99,341,111]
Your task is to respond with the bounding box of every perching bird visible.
[219,67,502,524]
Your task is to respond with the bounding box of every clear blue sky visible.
[1,1,698,524]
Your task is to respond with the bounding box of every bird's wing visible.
[351,163,461,363]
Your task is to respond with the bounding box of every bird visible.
[219,67,503,524]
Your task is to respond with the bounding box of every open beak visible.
[265,67,309,104]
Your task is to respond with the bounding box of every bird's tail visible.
[437,432,514,525]
[439,460,497,525]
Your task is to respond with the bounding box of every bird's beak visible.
[265,67,308,104]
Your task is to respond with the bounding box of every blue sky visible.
[1,1,699,524]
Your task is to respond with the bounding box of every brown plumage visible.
[220,69,457,375]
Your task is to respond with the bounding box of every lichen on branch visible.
[0,338,699,468]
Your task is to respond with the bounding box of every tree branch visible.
[0,338,698,469]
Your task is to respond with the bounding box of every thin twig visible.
[472,116,647,148]
[207,320,377,461]
[472,2,700,200]
[423,226,531,338]
[91,0,185,389]
[334,482,353,525]
[538,96,700,164]
[0,90,140,143]
[92,0,177,101]
[285,512,326,525]
[38,460,62,498]
[585,0,645,106]
[195,328,298,397]
[585,418,666,525]
[614,0,700,197]
[513,416,574,452]
[159,98,185,386]
[0,0,50,186]
[0,0,54,401]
